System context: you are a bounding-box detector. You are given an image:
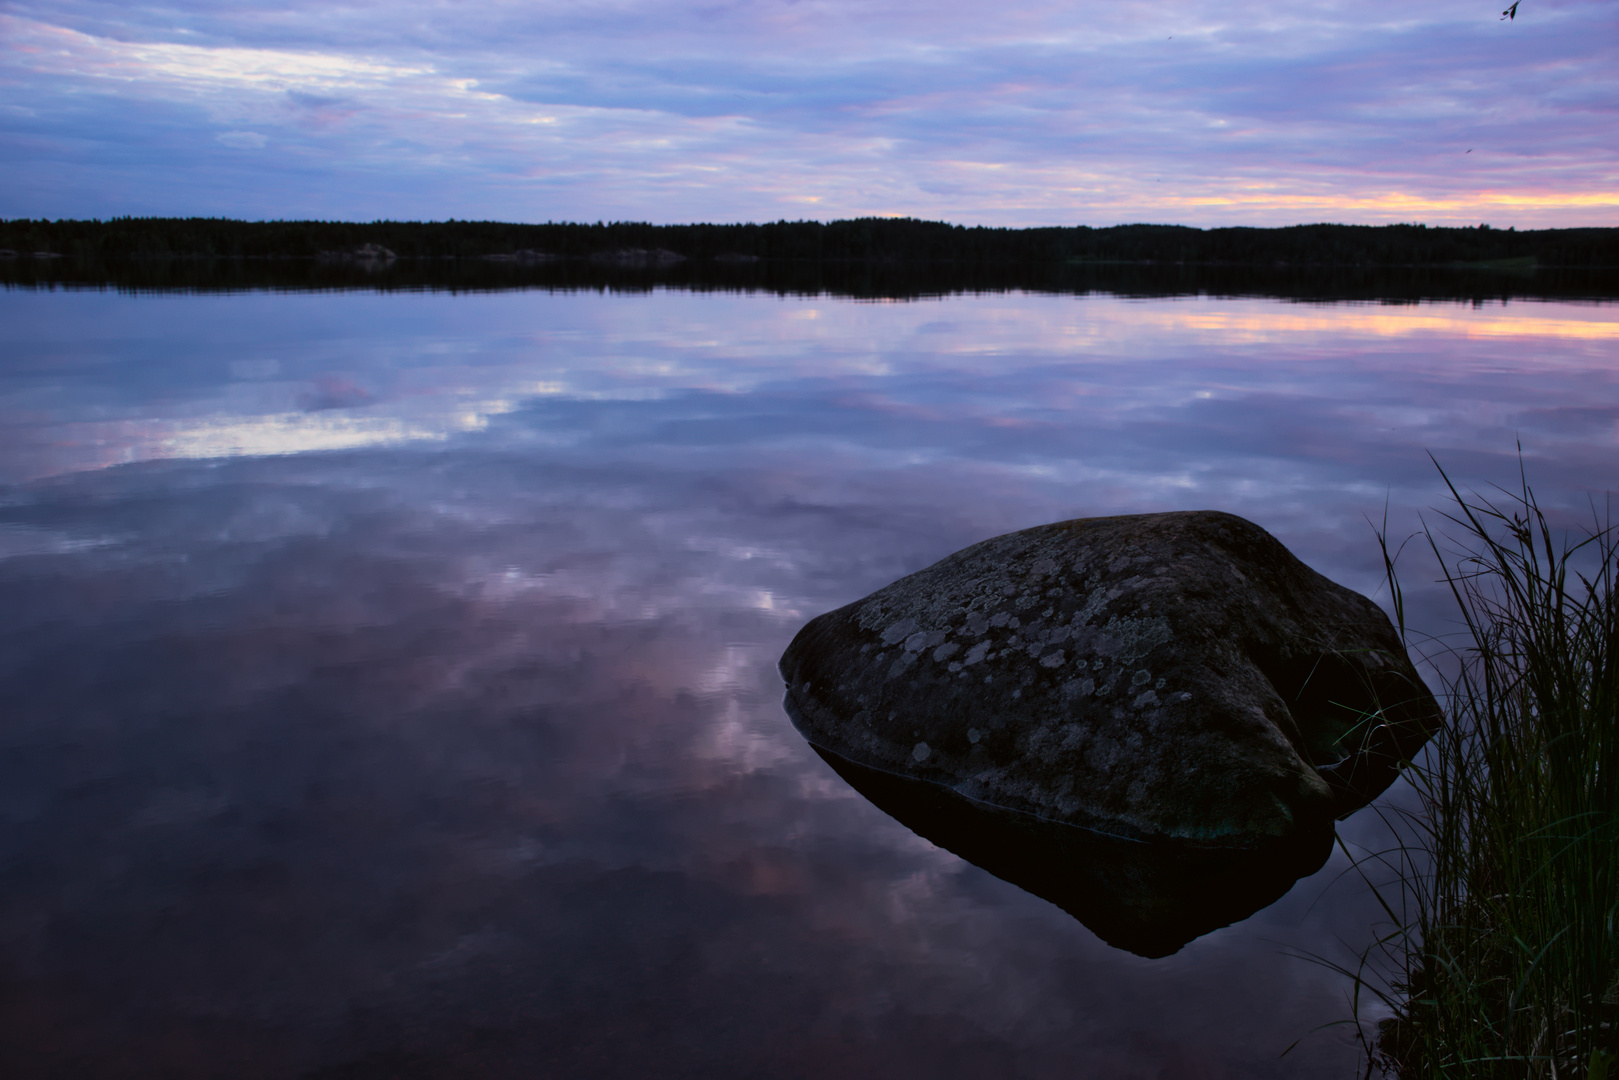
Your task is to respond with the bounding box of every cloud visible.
[215,129,266,148]
[0,3,1615,219]
[296,374,375,410]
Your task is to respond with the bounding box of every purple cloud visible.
[0,3,1614,229]
[297,375,374,411]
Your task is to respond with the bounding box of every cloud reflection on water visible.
[0,287,1614,1076]
[0,453,1362,1077]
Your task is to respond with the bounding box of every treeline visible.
[4,217,1619,268]
[9,254,1617,304]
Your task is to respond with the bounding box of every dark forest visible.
[5,216,1618,268]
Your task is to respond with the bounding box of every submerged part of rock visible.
[780,510,1439,951]
[815,746,1334,957]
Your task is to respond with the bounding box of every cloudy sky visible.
[1,0,1615,226]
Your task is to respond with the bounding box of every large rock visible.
[780,511,1439,850]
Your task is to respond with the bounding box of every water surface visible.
[1,284,1614,1077]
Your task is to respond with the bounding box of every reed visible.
[1345,460,1617,1079]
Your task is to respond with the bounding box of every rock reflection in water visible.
[778,512,1436,958]
[813,745,1335,957]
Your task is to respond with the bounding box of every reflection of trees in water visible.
[4,255,1617,303]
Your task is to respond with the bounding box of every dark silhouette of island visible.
[4,216,1617,301]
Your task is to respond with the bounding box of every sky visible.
[1,0,1615,227]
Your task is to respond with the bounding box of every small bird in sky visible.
[1501,2,1519,20]
[1466,149,1473,153]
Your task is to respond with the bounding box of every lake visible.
[1,276,1614,1078]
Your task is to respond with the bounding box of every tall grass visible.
[1350,462,1617,1079]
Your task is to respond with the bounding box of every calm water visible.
[1,285,1614,1078]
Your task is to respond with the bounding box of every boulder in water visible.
[780,511,1439,850]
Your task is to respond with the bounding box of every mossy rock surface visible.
[780,511,1439,846]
